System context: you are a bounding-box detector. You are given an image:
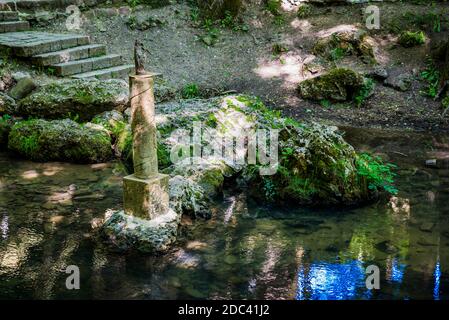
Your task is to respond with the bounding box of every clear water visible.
[0,127,448,300]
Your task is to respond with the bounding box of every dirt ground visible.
[34,1,449,132]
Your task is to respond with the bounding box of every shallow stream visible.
[0,127,448,299]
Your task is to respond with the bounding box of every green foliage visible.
[356,153,398,195]
[262,177,277,202]
[443,95,449,109]
[127,0,140,7]
[398,30,426,47]
[354,78,375,107]
[266,0,281,15]
[272,43,288,55]
[126,15,138,29]
[273,15,285,26]
[297,4,312,18]
[420,58,440,98]
[388,11,445,34]
[320,99,331,108]
[182,83,200,99]
[330,47,348,61]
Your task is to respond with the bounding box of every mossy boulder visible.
[8,119,112,162]
[16,79,128,121]
[147,95,394,207]
[0,92,16,115]
[398,31,426,48]
[298,68,365,101]
[313,29,377,63]
[0,115,13,148]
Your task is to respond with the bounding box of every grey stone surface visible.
[102,209,181,254]
[52,54,122,76]
[71,64,134,79]
[123,173,170,220]
[0,31,89,56]
[0,21,29,33]
[8,76,36,99]
[32,44,106,66]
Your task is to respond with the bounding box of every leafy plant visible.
[127,0,140,8]
[330,47,347,61]
[420,58,440,98]
[182,83,200,99]
[356,153,398,195]
[272,43,288,55]
[398,30,426,47]
[297,4,312,18]
[355,78,375,107]
[266,0,281,16]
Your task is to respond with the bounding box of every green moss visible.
[298,68,365,102]
[398,31,426,47]
[8,119,112,163]
[442,95,449,109]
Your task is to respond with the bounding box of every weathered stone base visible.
[123,173,169,220]
[102,209,180,254]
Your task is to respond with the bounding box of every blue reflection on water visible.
[434,260,441,300]
[296,260,371,300]
[390,258,406,283]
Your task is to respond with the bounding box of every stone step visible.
[0,11,19,22]
[71,64,135,80]
[51,54,123,76]
[0,32,90,57]
[0,21,29,33]
[32,44,107,66]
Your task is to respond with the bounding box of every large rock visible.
[16,79,129,121]
[151,95,389,206]
[298,68,365,101]
[169,175,212,219]
[313,28,377,63]
[0,92,16,115]
[8,119,113,162]
[8,77,37,100]
[102,209,180,254]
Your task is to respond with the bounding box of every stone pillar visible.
[123,73,170,220]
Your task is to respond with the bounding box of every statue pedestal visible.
[123,173,170,220]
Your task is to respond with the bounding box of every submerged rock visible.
[102,209,180,254]
[298,68,365,101]
[8,119,112,162]
[16,79,129,121]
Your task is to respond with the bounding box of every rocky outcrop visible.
[16,79,129,121]
[298,68,365,101]
[8,119,112,162]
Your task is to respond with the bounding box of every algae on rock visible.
[8,119,113,162]
[298,68,365,102]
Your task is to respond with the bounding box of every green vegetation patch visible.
[398,30,426,47]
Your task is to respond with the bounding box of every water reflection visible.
[296,261,369,300]
[0,127,449,299]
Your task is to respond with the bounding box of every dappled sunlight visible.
[316,24,358,38]
[290,18,312,32]
[42,165,64,176]
[21,170,39,180]
[280,0,302,12]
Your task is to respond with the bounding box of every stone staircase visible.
[0,9,134,79]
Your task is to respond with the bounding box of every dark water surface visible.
[0,127,448,299]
